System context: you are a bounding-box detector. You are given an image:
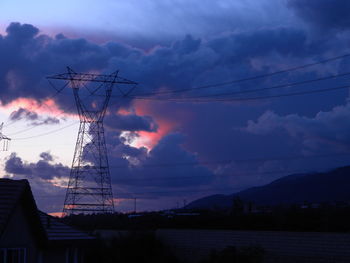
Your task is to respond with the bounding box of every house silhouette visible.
[0,178,95,263]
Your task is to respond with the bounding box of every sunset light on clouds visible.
[128,101,177,150]
[1,0,350,215]
[130,119,176,150]
[0,97,73,118]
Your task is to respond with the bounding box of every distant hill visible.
[186,166,350,210]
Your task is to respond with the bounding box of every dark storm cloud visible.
[136,133,213,187]
[1,21,332,133]
[3,150,67,213]
[108,133,214,190]
[0,21,337,107]
[31,117,60,126]
[243,102,350,154]
[10,107,38,121]
[72,129,213,196]
[9,107,60,125]
[5,22,39,41]
[288,0,350,32]
[209,28,309,60]
[5,153,32,176]
[5,152,70,180]
[0,22,110,106]
[105,113,158,132]
[39,151,53,162]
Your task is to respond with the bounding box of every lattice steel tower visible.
[48,67,137,216]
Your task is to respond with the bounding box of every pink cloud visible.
[0,97,77,120]
[131,100,178,150]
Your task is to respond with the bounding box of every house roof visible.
[39,211,94,241]
[0,178,47,244]
[0,178,94,245]
[0,179,25,233]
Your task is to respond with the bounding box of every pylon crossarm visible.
[47,72,137,85]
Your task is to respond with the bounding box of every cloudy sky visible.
[1,0,350,214]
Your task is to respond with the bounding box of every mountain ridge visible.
[186,166,350,209]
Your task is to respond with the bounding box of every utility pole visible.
[47,67,137,216]
[134,198,137,214]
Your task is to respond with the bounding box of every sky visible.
[1,0,350,214]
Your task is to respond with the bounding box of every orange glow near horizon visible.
[48,212,64,218]
[48,177,69,189]
[48,198,132,217]
[113,197,131,206]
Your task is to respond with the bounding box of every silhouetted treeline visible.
[63,205,350,233]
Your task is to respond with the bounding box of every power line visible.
[7,73,134,137]
[7,80,349,140]
[7,104,77,137]
[107,152,350,169]
[31,165,341,198]
[7,54,350,137]
[130,83,350,103]
[27,152,350,193]
[6,76,110,137]
[7,88,97,137]
[36,187,241,199]
[8,85,126,140]
[113,187,262,197]
[147,71,350,100]
[114,169,310,183]
[11,121,79,140]
[7,57,350,139]
[129,53,350,97]
[190,84,350,102]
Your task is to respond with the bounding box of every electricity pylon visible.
[47,67,137,216]
[0,123,10,151]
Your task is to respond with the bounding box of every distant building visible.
[0,179,95,263]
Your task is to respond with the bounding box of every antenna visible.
[47,67,137,216]
[0,123,11,151]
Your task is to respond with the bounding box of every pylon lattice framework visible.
[47,67,137,216]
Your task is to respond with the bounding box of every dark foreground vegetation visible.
[61,204,350,263]
[84,231,264,263]
[85,232,179,263]
[200,246,265,263]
